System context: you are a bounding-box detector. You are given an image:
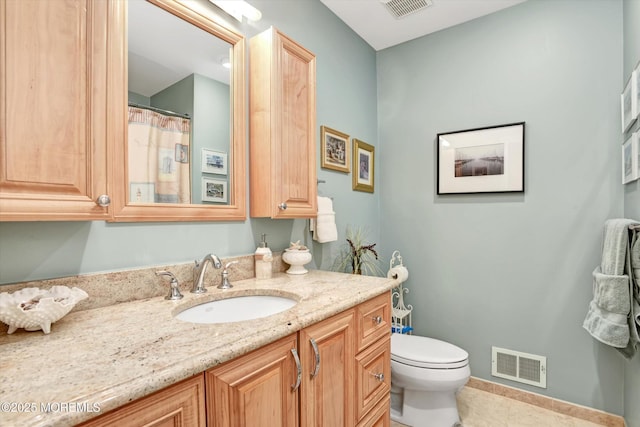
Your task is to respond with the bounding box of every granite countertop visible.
[0,270,397,427]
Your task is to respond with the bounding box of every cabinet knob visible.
[96,195,111,207]
[372,315,383,324]
[278,202,288,210]
[370,372,384,382]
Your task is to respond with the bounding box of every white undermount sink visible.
[175,294,298,324]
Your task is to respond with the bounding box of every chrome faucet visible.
[192,254,222,293]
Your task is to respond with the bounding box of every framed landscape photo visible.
[201,148,227,175]
[202,177,227,203]
[621,73,637,133]
[352,139,374,193]
[622,133,638,184]
[437,122,525,195]
[321,125,350,173]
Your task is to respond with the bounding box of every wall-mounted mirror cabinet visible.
[110,0,246,222]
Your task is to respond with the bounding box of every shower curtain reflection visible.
[128,106,191,203]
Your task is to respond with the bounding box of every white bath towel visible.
[583,219,640,358]
[310,196,338,243]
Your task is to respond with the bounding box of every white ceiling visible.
[319,0,526,51]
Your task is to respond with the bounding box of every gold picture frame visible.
[352,139,374,193]
[321,125,350,173]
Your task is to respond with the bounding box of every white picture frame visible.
[201,148,228,175]
[622,133,637,184]
[634,132,640,181]
[634,61,640,121]
[621,73,637,133]
[202,177,228,203]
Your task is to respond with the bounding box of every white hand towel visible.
[311,196,338,243]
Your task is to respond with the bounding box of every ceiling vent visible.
[380,0,433,19]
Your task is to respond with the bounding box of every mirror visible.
[110,0,246,221]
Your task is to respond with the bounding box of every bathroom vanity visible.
[0,270,396,426]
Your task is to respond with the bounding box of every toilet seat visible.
[391,333,469,369]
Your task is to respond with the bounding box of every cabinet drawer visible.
[356,292,390,352]
[356,395,390,427]
[355,335,391,423]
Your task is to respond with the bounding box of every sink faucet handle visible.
[218,261,239,290]
[155,271,184,300]
[225,260,239,270]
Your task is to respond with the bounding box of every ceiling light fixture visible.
[209,1,262,22]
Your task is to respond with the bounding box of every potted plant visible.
[332,226,383,276]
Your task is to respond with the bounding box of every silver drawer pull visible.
[291,348,302,391]
[310,338,320,378]
[278,202,288,210]
[370,372,384,382]
[372,315,382,324]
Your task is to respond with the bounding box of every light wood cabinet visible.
[205,334,299,427]
[0,0,113,221]
[78,375,206,427]
[249,27,317,219]
[299,309,355,426]
[207,294,391,427]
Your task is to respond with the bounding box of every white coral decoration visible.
[0,286,88,334]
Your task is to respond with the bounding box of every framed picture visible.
[201,148,227,175]
[321,125,350,173]
[352,139,374,193]
[437,122,525,195]
[634,61,640,120]
[129,182,155,203]
[175,144,189,164]
[622,133,638,184]
[202,177,228,203]
[635,132,640,180]
[621,73,637,133]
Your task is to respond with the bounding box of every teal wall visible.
[377,0,626,416]
[0,0,636,422]
[623,0,640,425]
[192,74,230,204]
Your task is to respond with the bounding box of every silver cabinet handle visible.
[278,202,288,210]
[96,194,111,207]
[291,348,302,391]
[310,338,320,379]
[372,315,382,324]
[370,372,384,382]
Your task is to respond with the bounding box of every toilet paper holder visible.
[389,250,413,335]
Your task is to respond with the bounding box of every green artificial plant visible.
[332,226,384,276]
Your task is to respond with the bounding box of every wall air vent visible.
[491,346,547,388]
[380,0,433,19]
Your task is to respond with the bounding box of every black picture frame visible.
[437,122,525,195]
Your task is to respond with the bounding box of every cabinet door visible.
[0,0,111,221]
[356,292,391,353]
[299,309,355,427]
[249,28,317,219]
[205,334,299,427]
[355,336,391,422]
[78,375,206,427]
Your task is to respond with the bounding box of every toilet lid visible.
[391,333,469,369]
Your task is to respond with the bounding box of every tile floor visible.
[390,386,605,427]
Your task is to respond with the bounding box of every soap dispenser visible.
[255,234,273,279]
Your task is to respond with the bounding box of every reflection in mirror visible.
[127,0,232,205]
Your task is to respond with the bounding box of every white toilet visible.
[390,333,470,427]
